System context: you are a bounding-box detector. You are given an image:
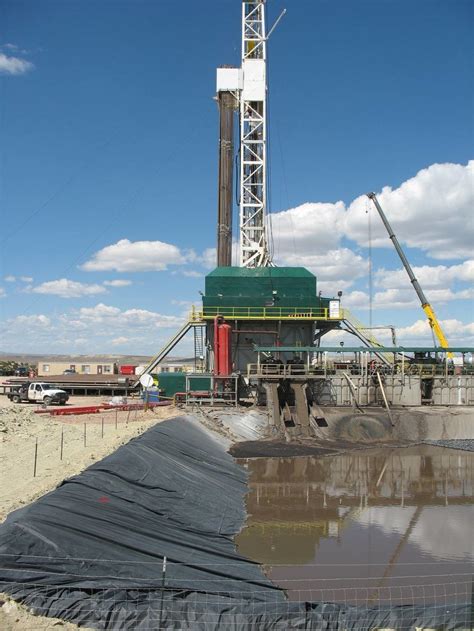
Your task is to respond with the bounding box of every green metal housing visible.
[201,267,340,373]
[155,372,186,397]
[156,372,211,397]
[204,267,328,309]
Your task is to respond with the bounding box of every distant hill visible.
[0,352,193,365]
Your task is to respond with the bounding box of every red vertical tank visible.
[214,317,232,376]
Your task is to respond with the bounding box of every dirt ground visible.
[0,395,178,521]
[0,395,178,630]
[0,599,89,631]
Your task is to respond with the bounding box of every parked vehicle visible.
[63,368,76,375]
[0,362,34,377]
[14,366,29,377]
[8,382,69,406]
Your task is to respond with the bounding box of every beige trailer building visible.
[38,360,117,377]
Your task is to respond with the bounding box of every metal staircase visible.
[342,309,393,365]
[131,319,204,387]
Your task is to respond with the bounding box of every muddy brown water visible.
[236,445,474,605]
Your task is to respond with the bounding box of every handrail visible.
[247,363,310,378]
[341,308,385,347]
[190,306,341,321]
[247,363,365,378]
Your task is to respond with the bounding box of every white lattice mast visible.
[239,1,271,267]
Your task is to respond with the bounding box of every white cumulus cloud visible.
[76,303,183,329]
[276,248,367,287]
[111,336,131,346]
[81,239,183,272]
[180,270,203,278]
[30,279,107,298]
[271,201,346,255]
[3,274,34,284]
[343,286,474,310]
[321,317,474,347]
[341,290,369,310]
[1,303,186,353]
[263,203,366,291]
[14,314,51,328]
[345,161,474,259]
[397,318,474,343]
[375,260,474,290]
[103,279,132,287]
[265,161,473,293]
[78,303,121,319]
[197,247,218,269]
[0,52,34,75]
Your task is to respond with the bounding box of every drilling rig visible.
[209,0,344,431]
[217,0,272,268]
[137,1,473,425]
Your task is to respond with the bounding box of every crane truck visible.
[366,192,452,357]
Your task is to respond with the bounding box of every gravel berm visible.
[423,439,474,452]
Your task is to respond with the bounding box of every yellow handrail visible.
[341,309,385,347]
[189,305,341,321]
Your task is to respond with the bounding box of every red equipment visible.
[214,316,232,376]
[119,365,137,375]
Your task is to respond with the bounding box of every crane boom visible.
[366,192,452,356]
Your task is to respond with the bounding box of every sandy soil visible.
[0,395,179,630]
[0,598,90,631]
[0,396,178,520]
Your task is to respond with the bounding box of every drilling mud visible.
[236,444,474,606]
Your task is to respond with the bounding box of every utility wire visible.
[276,119,295,259]
[266,51,275,262]
[1,131,122,246]
[367,198,373,330]
[13,125,203,319]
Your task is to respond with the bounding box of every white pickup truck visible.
[8,382,69,406]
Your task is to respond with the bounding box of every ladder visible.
[193,325,206,372]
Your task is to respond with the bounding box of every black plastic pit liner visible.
[1,417,470,629]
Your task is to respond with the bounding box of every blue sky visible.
[0,0,473,354]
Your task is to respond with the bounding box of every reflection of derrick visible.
[248,487,472,508]
[236,448,473,604]
[369,505,423,602]
[237,449,473,564]
[243,448,473,505]
[245,497,340,522]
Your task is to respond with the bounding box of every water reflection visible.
[236,445,474,604]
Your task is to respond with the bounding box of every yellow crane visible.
[366,193,452,357]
